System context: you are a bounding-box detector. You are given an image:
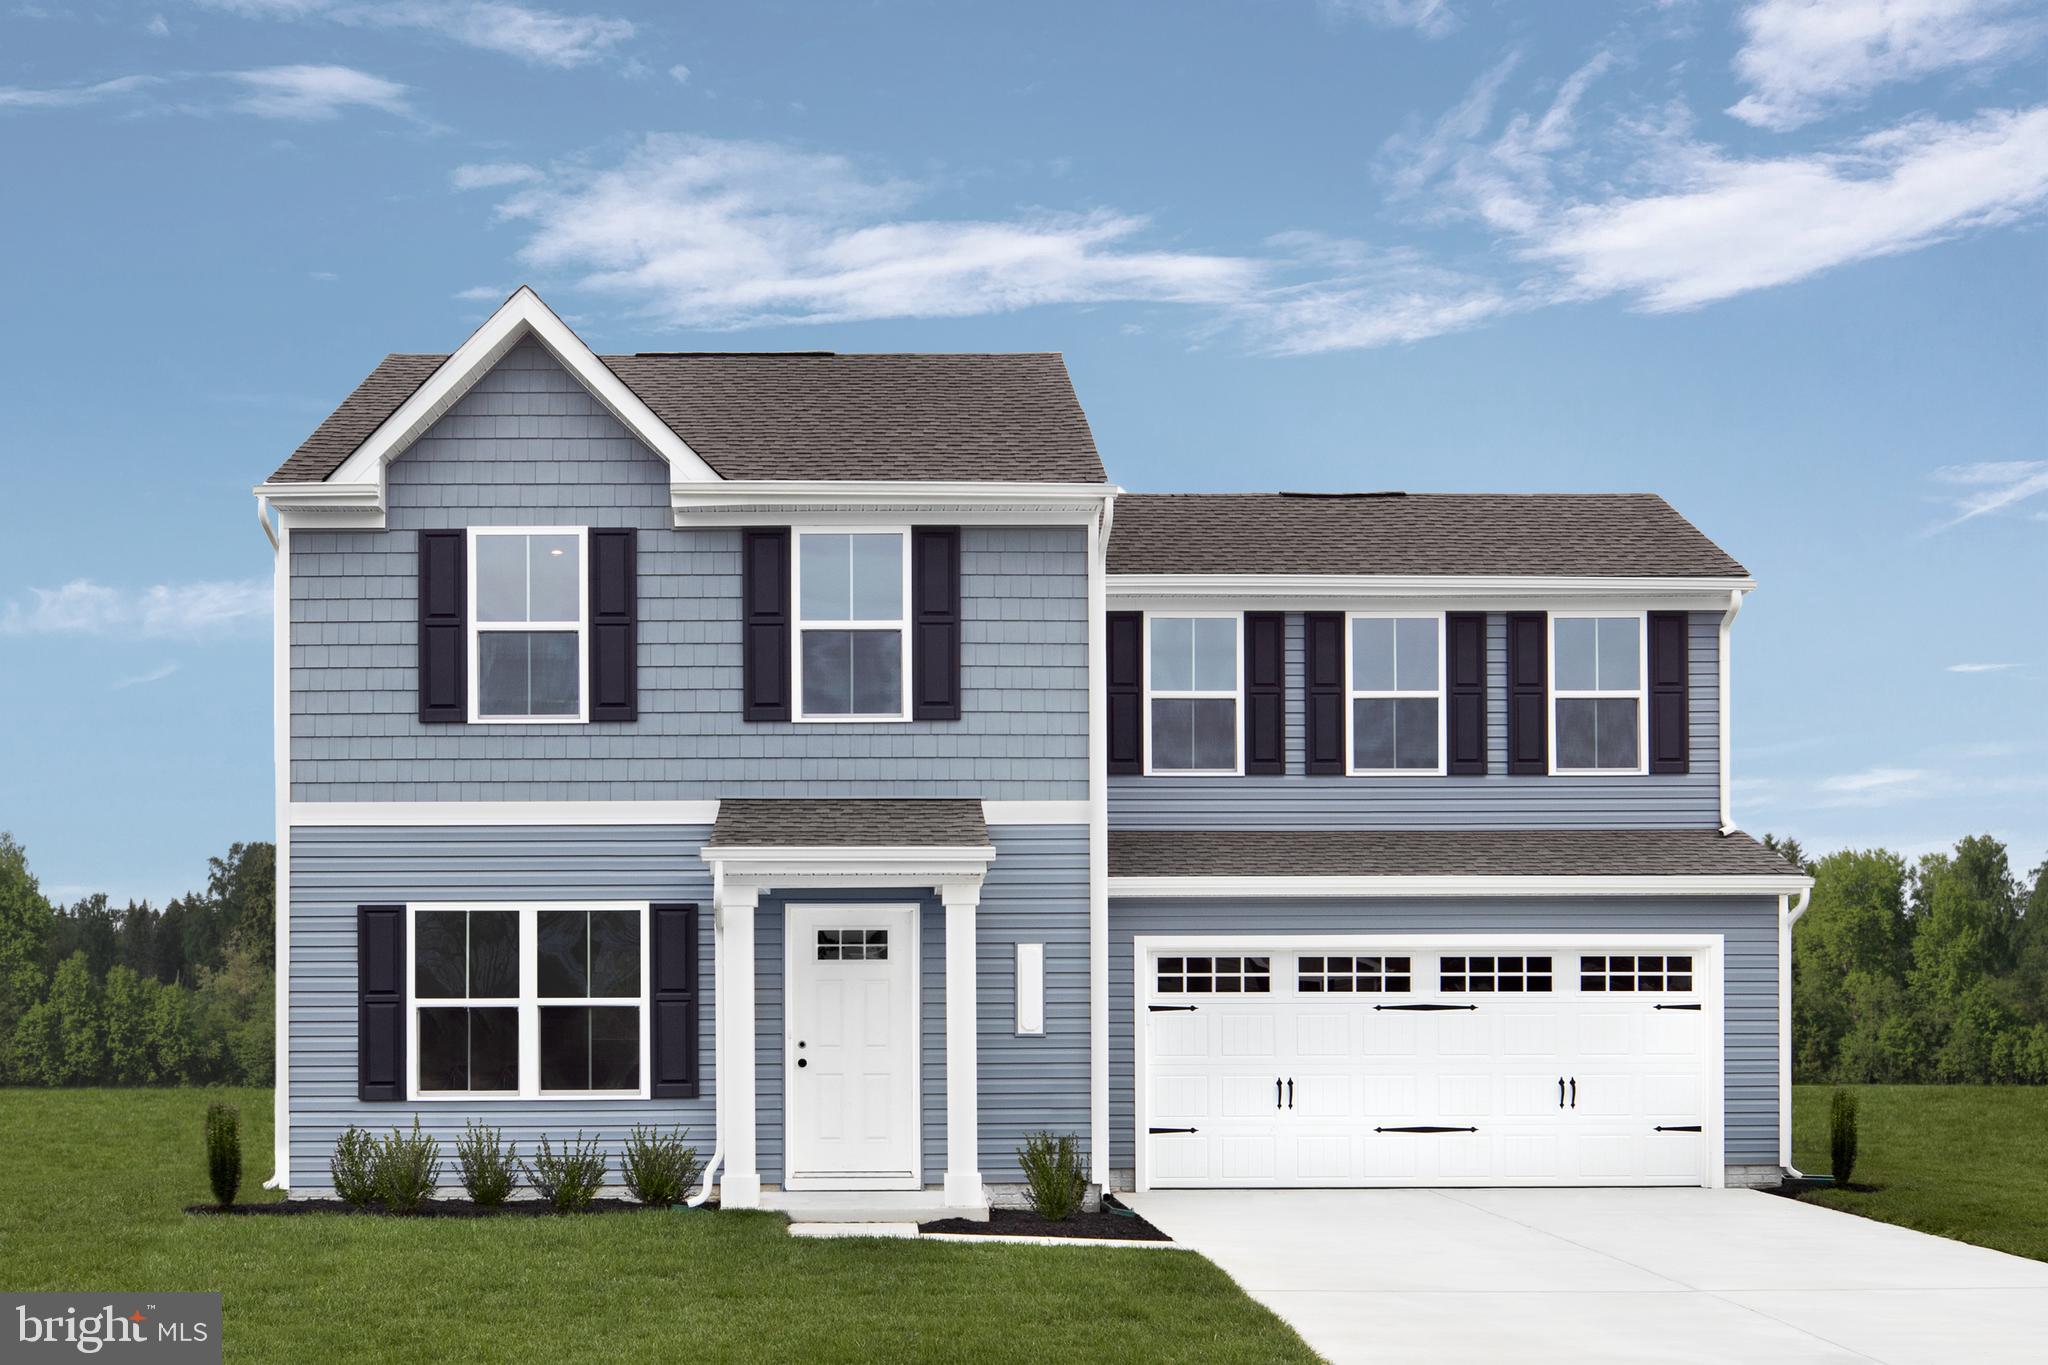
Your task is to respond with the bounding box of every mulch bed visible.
[186,1198,706,1218]
[919,1206,1172,1242]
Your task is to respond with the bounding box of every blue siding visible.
[1110,611,1721,829]
[288,339,1087,802]
[1106,895,1779,1176]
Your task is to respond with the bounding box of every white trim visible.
[1779,892,1794,1172]
[466,526,589,725]
[268,522,291,1191]
[1344,611,1448,777]
[719,885,761,1208]
[702,844,998,868]
[789,526,912,724]
[942,884,983,1208]
[1109,873,1814,898]
[1719,589,1745,831]
[981,799,1091,827]
[288,800,721,827]
[672,481,1115,527]
[1087,500,1112,1190]
[1015,942,1046,1036]
[1108,573,1756,606]
[1141,611,1244,777]
[1547,610,1649,777]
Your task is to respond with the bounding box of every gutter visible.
[1718,587,1745,835]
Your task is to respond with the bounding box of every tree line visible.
[1774,833,2048,1084]
[0,833,274,1086]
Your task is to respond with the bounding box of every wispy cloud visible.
[452,284,506,300]
[198,0,636,68]
[668,63,690,85]
[1321,0,1458,38]
[1946,661,2017,672]
[1815,765,1940,806]
[0,579,270,637]
[0,74,159,110]
[112,662,180,689]
[451,161,541,190]
[1730,0,2046,131]
[228,65,411,120]
[1929,458,2048,528]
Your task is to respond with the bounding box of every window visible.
[1440,954,1553,993]
[794,530,909,720]
[1147,615,1240,773]
[411,904,647,1098]
[470,528,586,723]
[1156,954,1270,994]
[1348,615,1443,774]
[1551,614,1644,772]
[1298,954,1412,993]
[816,928,889,961]
[1580,954,1693,993]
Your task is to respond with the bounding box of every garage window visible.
[1157,955,1270,994]
[818,929,889,961]
[1298,955,1412,993]
[1440,954,1553,993]
[1580,953,1692,992]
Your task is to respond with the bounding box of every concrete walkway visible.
[1122,1188,2048,1364]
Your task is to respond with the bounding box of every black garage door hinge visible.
[1374,1125,1480,1134]
[1148,1004,1199,1013]
[1653,1003,1703,1011]
[1653,1124,1703,1133]
[1149,1126,1199,1135]
[1375,1003,1478,1012]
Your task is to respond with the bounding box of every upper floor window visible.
[471,528,586,723]
[1147,614,1240,774]
[1348,614,1443,774]
[1551,613,1644,773]
[794,530,910,721]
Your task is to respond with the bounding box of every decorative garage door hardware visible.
[1271,1078,1295,1109]
[1148,1004,1199,1013]
[1556,1077,1582,1109]
[1374,1002,1477,1011]
[1654,1125,1703,1133]
[1374,1126,1480,1134]
[1149,1126,1198,1135]
[1654,1002,1703,1011]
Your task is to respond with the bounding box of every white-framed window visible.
[1145,612,1241,774]
[1347,613,1445,775]
[792,528,911,721]
[1549,612,1646,774]
[409,902,649,1100]
[469,526,587,723]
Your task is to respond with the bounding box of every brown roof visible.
[1107,493,1748,578]
[709,799,991,849]
[1109,829,1803,880]
[267,351,1105,484]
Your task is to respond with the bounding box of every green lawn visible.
[0,1089,1315,1364]
[1791,1084,2048,1263]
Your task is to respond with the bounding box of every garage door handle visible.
[1149,1004,1199,1013]
[1654,1125,1703,1133]
[1374,1003,1477,1012]
[1287,1078,1294,1109]
[1570,1077,1576,1109]
[1654,1003,1702,1011]
[1276,1078,1283,1110]
[1374,1126,1479,1134]
[1558,1077,1565,1109]
[1149,1126,1198,1135]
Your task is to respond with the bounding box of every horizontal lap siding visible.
[289,339,1086,802]
[1109,612,1721,829]
[286,824,715,1194]
[1107,895,1779,1173]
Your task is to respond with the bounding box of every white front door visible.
[785,904,920,1190]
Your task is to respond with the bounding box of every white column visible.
[719,886,761,1209]
[942,881,984,1209]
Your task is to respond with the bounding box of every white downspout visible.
[1087,492,1114,1193]
[1778,885,1812,1176]
[687,861,726,1208]
[1717,588,1744,836]
[256,494,290,1191]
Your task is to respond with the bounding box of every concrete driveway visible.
[1122,1188,2048,1365]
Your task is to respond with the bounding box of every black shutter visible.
[417,530,466,724]
[589,528,638,723]
[1107,611,1143,775]
[357,905,405,1102]
[742,529,791,722]
[1445,612,1488,776]
[1303,612,1345,775]
[911,527,962,721]
[1648,611,1690,774]
[650,903,701,1099]
[1244,612,1285,775]
[1505,611,1548,776]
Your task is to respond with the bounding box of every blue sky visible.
[1,0,2043,905]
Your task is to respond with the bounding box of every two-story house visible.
[253,287,1809,1214]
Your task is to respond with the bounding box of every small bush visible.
[1017,1130,1088,1221]
[331,1126,379,1209]
[620,1125,700,1206]
[521,1132,606,1213]
[1829,1089,1860,1187]
[454,1122,517,1206]
[205,1103,242,1209]
[373,1117,444,1214]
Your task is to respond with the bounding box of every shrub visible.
[1829,1088,1859,1187]
[1017,1131,1088,1221]
[620,1125,701,1206]
[330,1126,378,1209]
[204,1102,241,1209]
[374,1117,444,1214]
[521,1132,606,1213]
[454,1122,517,1206]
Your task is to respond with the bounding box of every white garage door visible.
[1139,938,1717,1188]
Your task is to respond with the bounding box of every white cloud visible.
[1322,0,1458,37]
[1929,458,2048,527]
[229,65,411,120]
[1815,765,1939,805]
[1946,662,2016,672]
[452,284,507,300]
[451,161,541,190]
[0,74,158,110]
[0,579,271,638]
[199,0,635,67]
[112,663,179,689]
[1730,0,2046,131]
[668,63,690,84]
[146,12,169,35]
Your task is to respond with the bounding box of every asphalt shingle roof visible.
[267,352,1105,484]
[1108,829,1803,880]
[1107,493,1748,578]
[709,799,992,849]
